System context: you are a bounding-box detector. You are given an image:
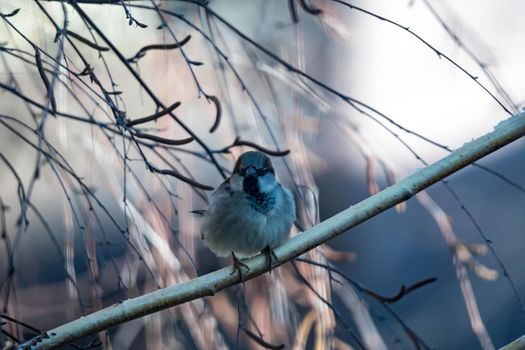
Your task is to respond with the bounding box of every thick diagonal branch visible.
[16,112,525,350]
[500,334,525,350]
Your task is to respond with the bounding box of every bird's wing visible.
[209,177,233,204]
[197,177,232,240]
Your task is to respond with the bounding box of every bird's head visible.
[230,151,277,194]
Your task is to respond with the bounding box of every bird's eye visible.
[263,166,275,175]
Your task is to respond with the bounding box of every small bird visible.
[201,151,295,276]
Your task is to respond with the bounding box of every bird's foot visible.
[262,245,279,273]
[230,252,249,281]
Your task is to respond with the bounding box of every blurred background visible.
[0,0,524,349]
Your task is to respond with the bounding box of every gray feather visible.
[201,152,295,257]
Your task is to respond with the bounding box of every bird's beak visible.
[244,167,257,177]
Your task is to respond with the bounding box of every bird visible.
[201,151,295,277]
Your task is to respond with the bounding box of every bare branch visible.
[500,335,525,350]
[126,34,192,63]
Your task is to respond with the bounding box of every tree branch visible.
[17,112,525,349]
[500,335,525,350]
